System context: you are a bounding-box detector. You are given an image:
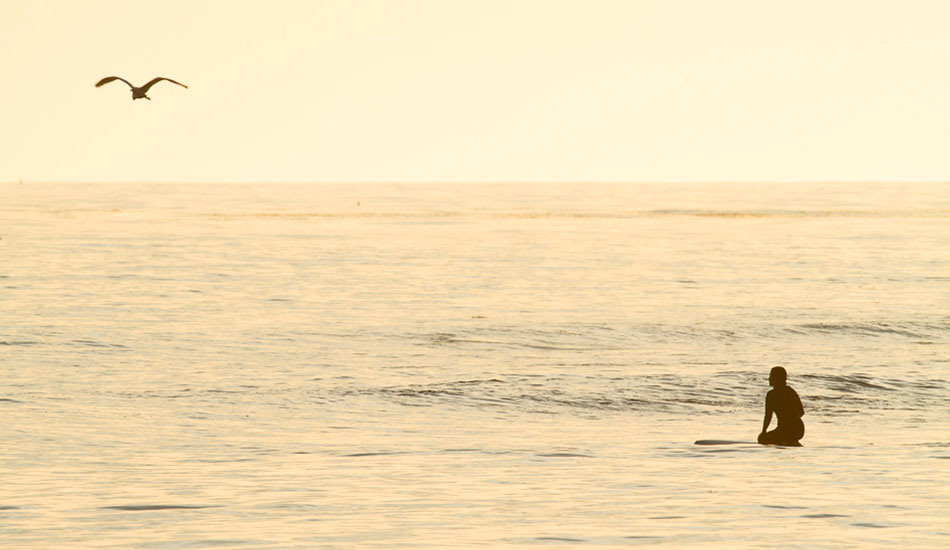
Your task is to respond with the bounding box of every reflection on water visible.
[0,182,947,548]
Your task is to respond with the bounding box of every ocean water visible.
[0,182,947,549]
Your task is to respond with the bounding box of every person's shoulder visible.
[781,386,802,401]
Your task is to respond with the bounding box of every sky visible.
[2,0,950,183]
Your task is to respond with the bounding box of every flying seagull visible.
[95,76,188,100]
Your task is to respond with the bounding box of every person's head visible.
[769,366,788,387]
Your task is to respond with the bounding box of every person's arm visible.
[796,389,804,417]
[760,393,773,433]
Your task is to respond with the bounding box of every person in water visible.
[757,366,805,446]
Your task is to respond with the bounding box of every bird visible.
[95,76,188,100]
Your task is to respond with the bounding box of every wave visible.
[66,339,130,349]
[339,370,947,416]
[201,208,950,221]
[103,505,215,512]
[404,320,947,355]
[92,367,946,420]
[791,322,938,339]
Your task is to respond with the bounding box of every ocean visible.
[1,182,947,548]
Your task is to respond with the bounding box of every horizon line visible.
[5,180,950,186]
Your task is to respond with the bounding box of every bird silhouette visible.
[95,76,188,100]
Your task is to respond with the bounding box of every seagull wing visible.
[95,76,133,89]
[141,77,188,93]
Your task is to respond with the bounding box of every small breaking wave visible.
[103,504,216,512]
[200,206,950,221]
[409,328,617,352]
[338,368,946,417]
[70,339,130,349]
[794,322,934,339]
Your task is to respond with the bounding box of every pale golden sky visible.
[3,0,950,183]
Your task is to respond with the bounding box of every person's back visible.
[758,366,805,445]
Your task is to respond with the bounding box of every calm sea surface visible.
[1,182,948,548]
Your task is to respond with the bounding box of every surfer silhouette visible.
[757,366,804,446]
